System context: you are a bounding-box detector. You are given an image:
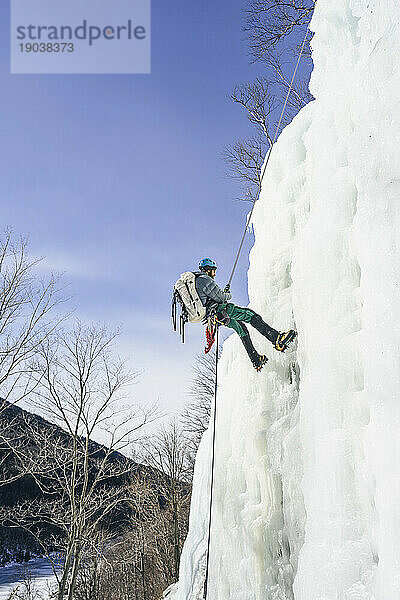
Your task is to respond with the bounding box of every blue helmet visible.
[199,258,217,272]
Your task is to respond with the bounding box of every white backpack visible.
[172,272,206,343]
[173,272,206,323]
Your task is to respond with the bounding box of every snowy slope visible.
[168,1,400,598]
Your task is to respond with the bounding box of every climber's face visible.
[209,268,216,279]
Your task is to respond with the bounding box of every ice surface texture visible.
[169,1,400,598]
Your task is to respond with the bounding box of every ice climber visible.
[196,258,297,371]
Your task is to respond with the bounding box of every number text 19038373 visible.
[19,42,74,52]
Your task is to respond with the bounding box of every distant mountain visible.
[0,399,159,566]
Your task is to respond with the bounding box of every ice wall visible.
[168,1,400,598]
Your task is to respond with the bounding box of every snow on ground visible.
[0,558,59,600]
[168,1,400,599]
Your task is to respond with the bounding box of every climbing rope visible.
[203,327,219,600]
[227,21,312,288]
[203,21,312,600]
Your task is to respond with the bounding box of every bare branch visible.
[0,231,69,409]
[230,77,276,143]
[222,135,268,202]
[243,0,315,61]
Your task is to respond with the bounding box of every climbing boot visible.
[241,333,268,372]
[250,313,279,344]
[274,330,297,353]
[252,354,268,372]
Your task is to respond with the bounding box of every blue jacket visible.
[194,272,232,314]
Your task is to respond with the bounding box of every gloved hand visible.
[223,283,232,302]
[217,308,230,326]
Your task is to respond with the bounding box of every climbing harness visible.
[204,308,231,354]
[202,20,312,599]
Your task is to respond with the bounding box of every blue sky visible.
[1,1,307,418]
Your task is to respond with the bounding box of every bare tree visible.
[0,321,157,600]
[129,473,170,599]
[69,350,218,600]
[0,417,36,497]
[224,3,315,201]
[0,230,66,409]
[243,0,315,61]
[5,568,48,600]
[223,78,276,202]
[72,513,165,600]
[264,50,314,128]
[230,78,276,143]
[137,420,192,581]
[222,135,269,202]
[180,346,220,476]
[72,428,192,600]
[242,0,315,118]
[74,535,147,600]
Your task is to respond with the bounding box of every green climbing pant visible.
[216,303,257,338]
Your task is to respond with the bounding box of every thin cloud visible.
[34,250,115,282]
